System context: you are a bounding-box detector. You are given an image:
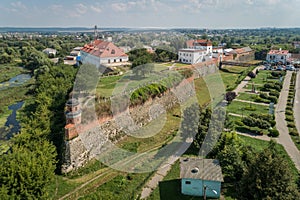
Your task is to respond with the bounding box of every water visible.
[2,101,24,140]
[0,74,31,91]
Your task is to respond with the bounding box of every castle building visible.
[64,98,81,140]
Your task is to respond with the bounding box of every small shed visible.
[180,157,223,198]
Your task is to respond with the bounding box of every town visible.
[1,1,300,199]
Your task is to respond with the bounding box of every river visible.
[0,73,31,91]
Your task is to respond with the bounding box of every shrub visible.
[259,93,268,99]
[225,91,237,103]
[286,110,293,115]
[286,115,294,122]
[286,105,293,111]
[268,129,279,137]
[244,106,256,111]
[288,122,296,129]
[269,90,279,98]
[289,129,299,136]
[248,71,256,78]
[268,96,278,104]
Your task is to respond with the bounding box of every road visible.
[276,71,300,171]
[294,71,300,136]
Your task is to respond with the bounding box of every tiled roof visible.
[187,39,212,47]
[81,39,128,58]
[180,157,223,182]
[268,50,289,55]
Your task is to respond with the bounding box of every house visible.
[81,39,129,67]
[178,39,213,64]
[186,39,213,54]
[180,157,223,198]
[266,49,291,64]
[227,47,254,61]
[178,49,212,64]
[292,41,300,49]
[43,48,57,57]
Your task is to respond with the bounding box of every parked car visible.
[286,65,295,71]
[276,66,284,71]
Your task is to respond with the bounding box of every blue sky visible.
[0,0,300,28]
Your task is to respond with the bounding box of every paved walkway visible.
[233,99,269,106]
[294,71,300,136]
[140,138,193,199]
[233,65,263,94]
[276,71,300,171]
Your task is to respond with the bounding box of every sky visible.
[0,0,300,28]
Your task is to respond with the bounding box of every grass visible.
[147,160,202,200]
[227,100,269,116]
[236,92,259,102]
[194,77,211,107]
[249,70,279,85]
[0,64,27,83]
[116,106,181,153]
[96,75,122,98]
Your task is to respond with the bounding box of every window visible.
[185,181,191,185]
[120,59,122,62]
[111,49,115,54]
[114,59,116,62]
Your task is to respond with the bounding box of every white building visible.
[81,40,129,67]
[178,39,213,64]
[266,49,291,64]
[43,48,57,57]
[178,49,212,64]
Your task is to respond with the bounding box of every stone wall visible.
[62,64,218,173]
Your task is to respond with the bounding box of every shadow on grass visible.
[158,179,203,200]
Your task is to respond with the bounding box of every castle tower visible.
[64,98,81,140]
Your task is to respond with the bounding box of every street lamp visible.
[203,185,218,200]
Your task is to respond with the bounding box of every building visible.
[227,47,254,61]
[43,48,57,57]
[81,39,129,67]
[266,49,291,64]
[178,39,213,64]
[64,98,81,140]
[292,41,300,49]
[180,157,223,198]
[186,39,213,54]
[178,49,211,64]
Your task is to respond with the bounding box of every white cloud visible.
[8,1,27,12]
[75,3,88,15]
[111,3,128,12]
[90,3,102,13]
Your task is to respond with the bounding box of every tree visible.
[239,140,300,200]
[0,139,57,199]
[225,91,237,103]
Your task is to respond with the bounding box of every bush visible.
[286,110,293,115]
[286,105,293,111]
[268,129,279,137]
[289,129,299,136]
[268,95,278,104]
[248,71,256,78]
[244,106,256,111]
[288,122,296,129]
[225,91,237,103]
[269,90,280,98]
[286,115,294,122]
[259,93,268,99]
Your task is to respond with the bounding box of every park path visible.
[233,99,269,106]
[140,138,193,199]
[276,71,300,171]
[294,71,300,136]
[233,65,263,94]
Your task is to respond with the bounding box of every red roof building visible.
[81,39,129,67]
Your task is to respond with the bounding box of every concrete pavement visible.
[276,71,300,171]
[294,71,300,136]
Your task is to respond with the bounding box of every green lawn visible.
[97,75,122,97]
[236,92,259,102]
[194,77,211,107]
[249,70,279,85]
[222,65,247,74]
[227,100,269,116]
